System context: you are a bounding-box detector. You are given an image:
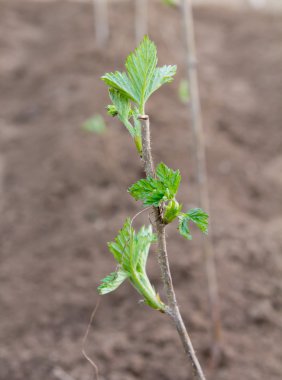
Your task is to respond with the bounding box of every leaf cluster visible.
[128,162,181,207]
[98,219,165,311]
[128,162,208,239]
[101,36,177,155]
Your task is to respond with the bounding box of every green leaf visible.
[108,218,133,271]
[108,89,135,137]
[178,208,209,240]
[98,269,129,295]
[109,89,131,121]
[156,162,181,196]
[186,208,209,234]
[128,177,168,206]
[125,35,157,110]
[128,163,181,208]
[125,37,177,110]
[178,214,192,240]
[101,71,138,103]
[102,36,177,113]
[82,115,106,134]
[148,65,177,98]
[98,218,164,311]
[135,225,157,271]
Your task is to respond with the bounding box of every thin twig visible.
[139,115,206,380]
[82,298,100,380]
[180,0,222,362]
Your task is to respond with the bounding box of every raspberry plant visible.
[98,36,208,380]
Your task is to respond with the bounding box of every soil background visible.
[0,1,282,380]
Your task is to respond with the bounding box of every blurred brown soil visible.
[0,1,282,380]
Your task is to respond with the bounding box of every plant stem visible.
[180,0,222,361]
[139,115,206,380]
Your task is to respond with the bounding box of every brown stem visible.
[180,0,222,361]
[139,115,206,380]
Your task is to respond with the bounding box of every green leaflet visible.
[98,219,165,311]
[128,177,169,207]
[178,208,209,240]
[135,225,157,271]
[125,35,158,110]
[147,65,177,101]
[109,89,131,121]
[156,162,181,196]
[186,208,209,234]
[128,162,181,207]
[98,269,129,295]
[102,71,137,103]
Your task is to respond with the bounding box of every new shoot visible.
[98,36,208,380]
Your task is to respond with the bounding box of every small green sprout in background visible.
[82,115,106,134]
[161,0,178,6]
[178,79,190,103]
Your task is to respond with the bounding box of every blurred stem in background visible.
[180,0,222,366]
[93,0,109,48]
[135,0,148,44]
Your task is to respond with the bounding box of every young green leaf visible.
[178,208,209,240]
[125,35,157,110]
[99,219,164,311]
[101,71,138,103]
[135,225,157,271]
[109,89,131,122]
[186,208,209,234]
[107,218,133,271]
[178,214,193,240]
[128,177,168,206]
[128,162,181,208]
[148,65,177,99]
[98,269,129,295]
[156,162,181,196]
[108,88,135,138]
[102,36,177,113]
